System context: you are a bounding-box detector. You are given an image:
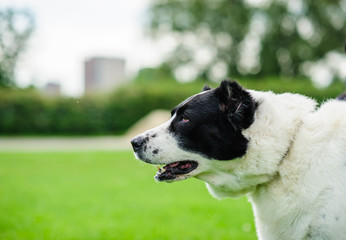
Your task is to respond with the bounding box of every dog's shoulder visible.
[316,98,346,119]
[301,99,346,138]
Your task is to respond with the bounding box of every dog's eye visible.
[180,116,190,123]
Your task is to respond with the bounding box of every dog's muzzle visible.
[131,135,199,182]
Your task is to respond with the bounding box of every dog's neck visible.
[197,90,317,199]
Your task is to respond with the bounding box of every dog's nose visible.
[131,136,145,152]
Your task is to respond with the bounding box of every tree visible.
[147,0,346,81]
[0,8,35,88]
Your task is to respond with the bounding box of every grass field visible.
[0,151,257,240]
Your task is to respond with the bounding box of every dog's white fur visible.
[136,90,346,239]
[241,91,346,240]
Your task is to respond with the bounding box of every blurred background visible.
[0,0,346,136]
[0,0,346,239]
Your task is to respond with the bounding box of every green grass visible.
[0,151,256,240]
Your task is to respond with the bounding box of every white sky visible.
[1,0,167,96]
[1,0,345,95]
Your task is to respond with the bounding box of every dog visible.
[131,80,346,240]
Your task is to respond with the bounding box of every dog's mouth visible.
[154,160,198,181]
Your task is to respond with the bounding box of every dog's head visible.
[131,80,257,182]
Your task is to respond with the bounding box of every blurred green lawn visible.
[0,151,256,240]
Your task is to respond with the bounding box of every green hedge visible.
[0,81,201,135]
[0,78,344,135]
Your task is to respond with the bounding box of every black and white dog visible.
[131,80,346,240]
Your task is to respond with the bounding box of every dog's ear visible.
[202,85,211,92]
[216,80,257,130]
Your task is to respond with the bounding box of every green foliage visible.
[0,67,13,89]
[147,0,346,79]
[0,78,344,135]
[0,8,35,88]
[0,89,108,135]
[0,151,256,240]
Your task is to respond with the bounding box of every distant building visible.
[84,57,126,94]
[43,82,61,96]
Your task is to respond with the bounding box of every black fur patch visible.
[202,85,211,91]
[169,80,257,161]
